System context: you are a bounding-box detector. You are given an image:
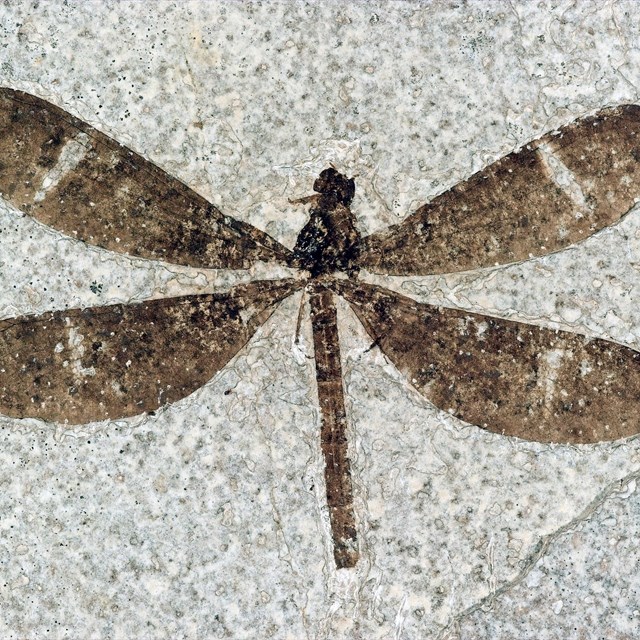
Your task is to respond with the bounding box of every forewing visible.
[334,280,640,444]
[0,88,291,268]
[0,279,298,424]
[358,105,640,275]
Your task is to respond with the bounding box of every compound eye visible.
[341,178,356,203]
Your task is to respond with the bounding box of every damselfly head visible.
[313,167,355,206]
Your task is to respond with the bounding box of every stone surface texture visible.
[1,1,640,638]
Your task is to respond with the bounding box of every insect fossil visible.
[1,89,640,569]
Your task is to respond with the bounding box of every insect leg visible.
[294,288,307,346]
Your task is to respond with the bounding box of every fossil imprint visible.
[1,88,640,567]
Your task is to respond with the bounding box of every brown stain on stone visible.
[0,280,298,424]
[0,88,291,269]
[335,280,640,444]
[358,105,640,275]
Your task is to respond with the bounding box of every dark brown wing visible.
[0,88,291,269]
[358,105,640,275]
[0,279,299,424]
[334,280,640,444]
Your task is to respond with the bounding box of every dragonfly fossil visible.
[1,88,640,569]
